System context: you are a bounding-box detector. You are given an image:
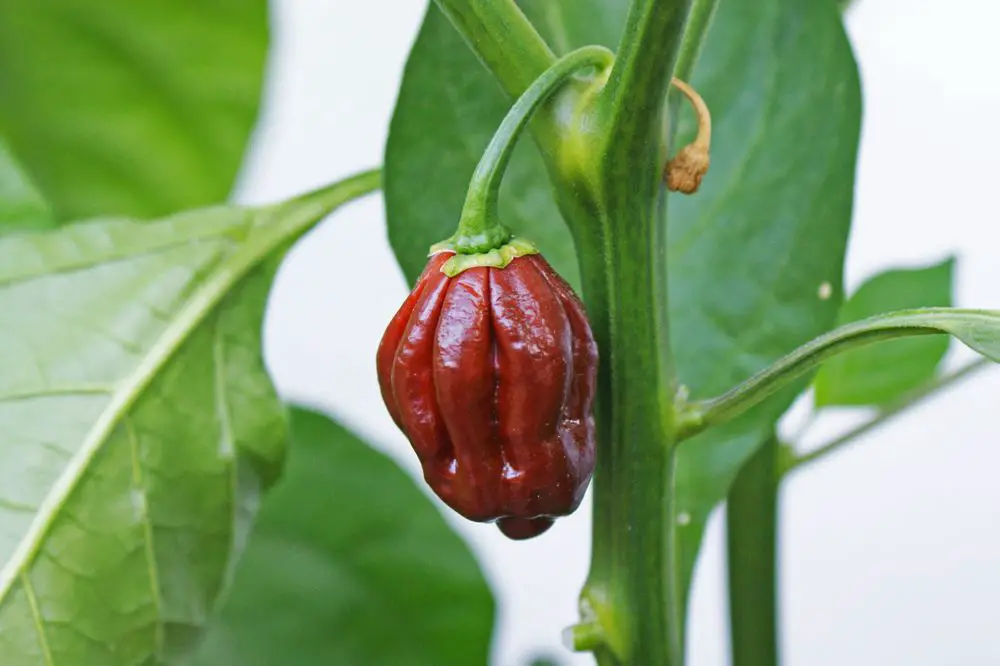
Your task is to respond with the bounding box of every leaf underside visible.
[0,180,372,664]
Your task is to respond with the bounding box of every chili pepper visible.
[377,47,611,539]
[376,249,597,539]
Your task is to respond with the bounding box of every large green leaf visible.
[0,171,378,664]
[385,0,861,610]
[0,138,53,233]
[0,0,269,221]
[814,258,955,407]
[193,408,495,666]
[669,0,860,597]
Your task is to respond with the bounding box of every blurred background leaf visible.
[194,407,495,666]
[0,0,268,221]
[527,655,563,666]
[814,258,955,407]
[0,137,53,233]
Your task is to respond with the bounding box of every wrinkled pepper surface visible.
[376,251,598,539]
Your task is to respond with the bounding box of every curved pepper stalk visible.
[376,251,598,539]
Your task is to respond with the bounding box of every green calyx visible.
[430,219,513,256]
[430,236,539,277]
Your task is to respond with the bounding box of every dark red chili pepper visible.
[376,251,598,540]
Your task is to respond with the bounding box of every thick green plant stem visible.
[434,1,704,662]
[445,46,615,255]
[598,0,693,156]
[569,1,694,664]
[727,435,781,666]
[575,192,681,665]
[431,0,555,100]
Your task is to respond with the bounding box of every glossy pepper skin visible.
[377,251,598,540]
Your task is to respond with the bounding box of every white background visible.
[235,1,1000,664]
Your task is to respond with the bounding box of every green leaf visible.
[668,0,860,604]
[385,0,629,290]
[814,258,955,407]
[0,0,269,221]
[0,137,53,233]
[0,171,379,664]
[193,408,495,666]
[385,0,861,612]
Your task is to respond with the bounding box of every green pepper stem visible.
[726,434,781,666]
[447,45,615,255]
[672,0,721,82]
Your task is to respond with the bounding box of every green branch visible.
[598,0,694,164]
[678,308,1000,440]
[727,434,780,666]
[567,2,698,665]
[673,0,720,82]
[787,357,992,473]
[431,0,554,99]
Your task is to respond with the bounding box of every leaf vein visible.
[0,384,116,403]
[124,416,164,658]
[20,571,55,666]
